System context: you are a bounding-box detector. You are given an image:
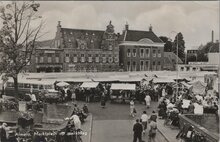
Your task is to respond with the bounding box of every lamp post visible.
[170,31,179,99]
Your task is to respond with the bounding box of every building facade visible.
[29,22,166,73]
[119,24,164,71]
[30,21,120,72]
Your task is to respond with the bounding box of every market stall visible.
[110,83,136,103]
[80,82,99,88]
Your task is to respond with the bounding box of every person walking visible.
[140,111,148,134]
[0,123,7,142]
[145,94,151,109]
[133,119,143,142]
[130,99,135,117]
[149,111,157,122]
[101,93,106,108]
[148,119,157,142]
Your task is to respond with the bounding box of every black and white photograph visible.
[0,1,219,142]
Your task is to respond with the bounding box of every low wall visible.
[179,114,219,142]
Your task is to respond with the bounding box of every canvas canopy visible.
[118,77,143,82]
[191,81,207,95]
[153,78,175,83]
[92,78,118,82]
[181,82,192,89]
[80,82,99,88]
[56,81,69,87]
[111,83,136,90]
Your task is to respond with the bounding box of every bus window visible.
[39,85,44,90]
[18,83,24,88]
[32,84,38,89]
[7,82,14,88]
[24,84,30,88]
[45,85,53,89]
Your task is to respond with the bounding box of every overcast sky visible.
[1,1,219,49]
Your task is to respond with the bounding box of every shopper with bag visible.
[148,119,157,142]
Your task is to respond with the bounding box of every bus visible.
[5,78,55,96]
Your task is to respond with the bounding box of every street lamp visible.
[169,31,179,99]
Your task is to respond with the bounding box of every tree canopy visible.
[159,36,172,52]
[0,1,44,97]
[173,32,186,62]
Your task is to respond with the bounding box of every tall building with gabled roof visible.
[119,23,165,71]
[30,21,120,72]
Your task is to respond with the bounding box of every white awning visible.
[153,78,175,83]
[57,78,92,82]
[181,82,192,89]
[111,83,136,90]
[92,78,118,82]
[80,82,99,88]
[118,77,143,82]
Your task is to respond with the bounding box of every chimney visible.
[125,22,129,31]
[149,24,153,32]
[212,30,214,43]
[57,21,61,28]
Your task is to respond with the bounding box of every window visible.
[35,57,38,63]
[127,61,131,71]
[192,67,196,71]
[181,67,184,71]
[153,61,156,70]
[127,49,131,57]
[140,48,144,58]
[95,54,99,63]
[33,84,38,89]
[108,56,113,63]
[102,55,106,63]
[145,61,149,71]
[57,40,60,47]
[73,54,78,63]
[47,54,52,63]
[153,50,156,57]
[133,49,136,57]
[65,54,70,63]
[88,54,92,63]
[40,56,44,63]
[24,84,31,89]
[157,61,161,70]
[132,61,136,71]
[140,60,144,71]
[186,67,190,71]
[81,54,85,62]
[158,50,161,57]
[114,55,119,63]
[55,54,59,63]
[145,48,150,58]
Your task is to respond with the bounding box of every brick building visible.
[119,24,165,71]
[30,21,120,72]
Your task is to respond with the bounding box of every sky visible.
[1,1,219,50]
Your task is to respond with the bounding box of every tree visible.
[159,36,172,52]
[0,1,44,98]
[173,32,186,62]
[197,41,219,61]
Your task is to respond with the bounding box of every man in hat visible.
[0,123,8,141]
